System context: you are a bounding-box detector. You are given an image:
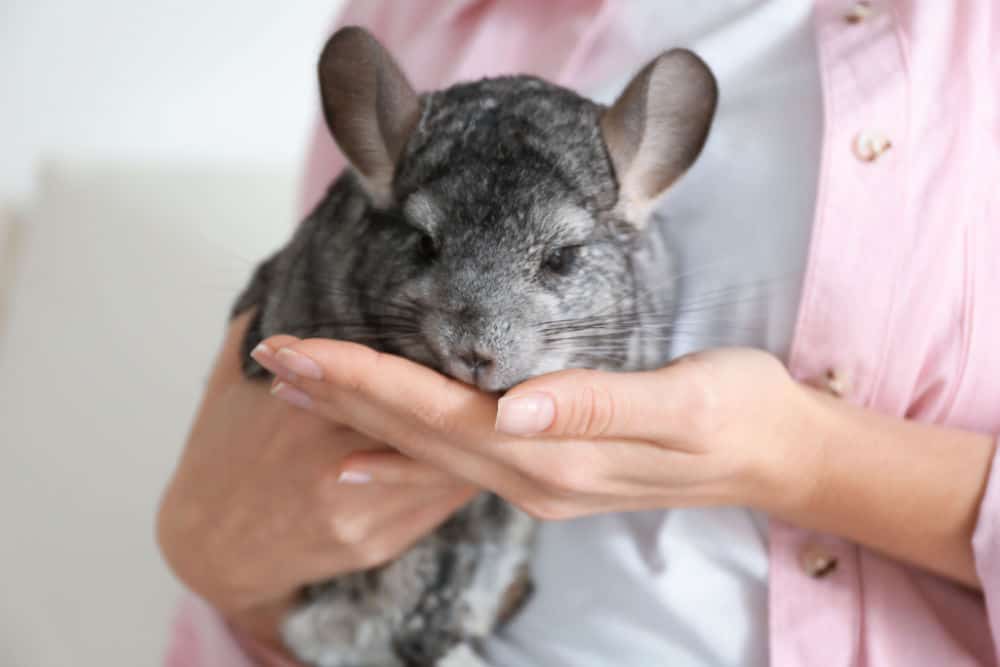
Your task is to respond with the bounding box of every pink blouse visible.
[166,1,1000,665]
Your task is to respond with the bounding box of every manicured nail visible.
[250,343,274,363]
[250,343,281,376]
[271,381,313,409]
[495,392,555,436]
[275,348,323,380]
[338,470,372,484]
[251,343,296,380]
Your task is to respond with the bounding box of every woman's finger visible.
[306,461,474,548]
[288,373,518,491]
[357,485,480,567]
[339,451,468,486]
[250,335,303,382]
[260,337,495,440]
[303,485,479,579]
[259,337,578,497]
[497,365,701,444]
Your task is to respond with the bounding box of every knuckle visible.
[407,375,462,434]
[521,496,576,522]
[533,462,594,497]
[667,360,719,438]
[284,411,328,441]
[328,514,369,545]
[563,379,617,438]
[410,400,453,434]
[352,538,397,570]
[314,469,344,504]
[338,345,383,396]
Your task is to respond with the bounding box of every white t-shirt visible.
[483,2,821,665]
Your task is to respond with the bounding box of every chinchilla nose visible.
[455,349,494,377]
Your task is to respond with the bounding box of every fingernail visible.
[338,470,372,484]
[250,343,280,376]
[495,392,555,436]
[275,348,323,380]
[251,343,296,381]
[271,381,313,409]
[250,343,273,363]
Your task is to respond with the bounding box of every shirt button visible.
[824,368,851,398]
[854,131,892,162]
[800,543,839,578]
[845,1,875,23]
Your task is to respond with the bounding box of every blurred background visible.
[0,0,343,664]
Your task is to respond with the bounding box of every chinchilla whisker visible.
[539,286,780,335]
[541,336,631,344]
[571,350,634,361]
[194,282,257,294]
[672,293,776,311]
[542,349,633,359]
[634,313,768,328]
[632,273,798,309]
[665,314,769,325]
[669,281,797,306]
[541,335,638,343]
[676,301,759,320]
[289,329,424,343]
[284,314,422,329]
[538,312,644,329]
[196,231,272,267]
[655,264,802,292]
[273,316,423,339]
[544,320,764,343]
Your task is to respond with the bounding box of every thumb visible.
[495,367,690,441]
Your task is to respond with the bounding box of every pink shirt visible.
[166,1,1000,665]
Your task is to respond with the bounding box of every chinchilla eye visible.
[417,231,438,261]
[543,245,581,275]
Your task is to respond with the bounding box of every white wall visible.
[0,0,345,201]
[0,160,299,667]
[0,2,344,664]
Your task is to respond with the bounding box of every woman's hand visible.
[256,338,808,520]
[259,336,995,588]
[156,313,476,653]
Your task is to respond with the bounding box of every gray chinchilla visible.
[233,26,717,667]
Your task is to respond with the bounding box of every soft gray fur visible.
[232,26,717,667]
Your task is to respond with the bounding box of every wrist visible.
[750,378,994,587]
[746,377,836,519]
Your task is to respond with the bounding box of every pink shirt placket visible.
[770,2,909,664]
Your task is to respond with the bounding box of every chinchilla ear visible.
[600,49,718,224]
[318,26,420,206]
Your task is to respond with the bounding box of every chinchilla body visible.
[233,26,717,667]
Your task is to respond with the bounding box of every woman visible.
[158,1,1000,665]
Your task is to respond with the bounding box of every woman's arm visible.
[256,339,997,590]
[768,383,994,589]
[158,314,475,664]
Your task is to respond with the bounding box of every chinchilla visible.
[232,26,717,667]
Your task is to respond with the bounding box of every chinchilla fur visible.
[232,26,717,667]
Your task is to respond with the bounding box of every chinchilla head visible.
[315,27,717,391]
